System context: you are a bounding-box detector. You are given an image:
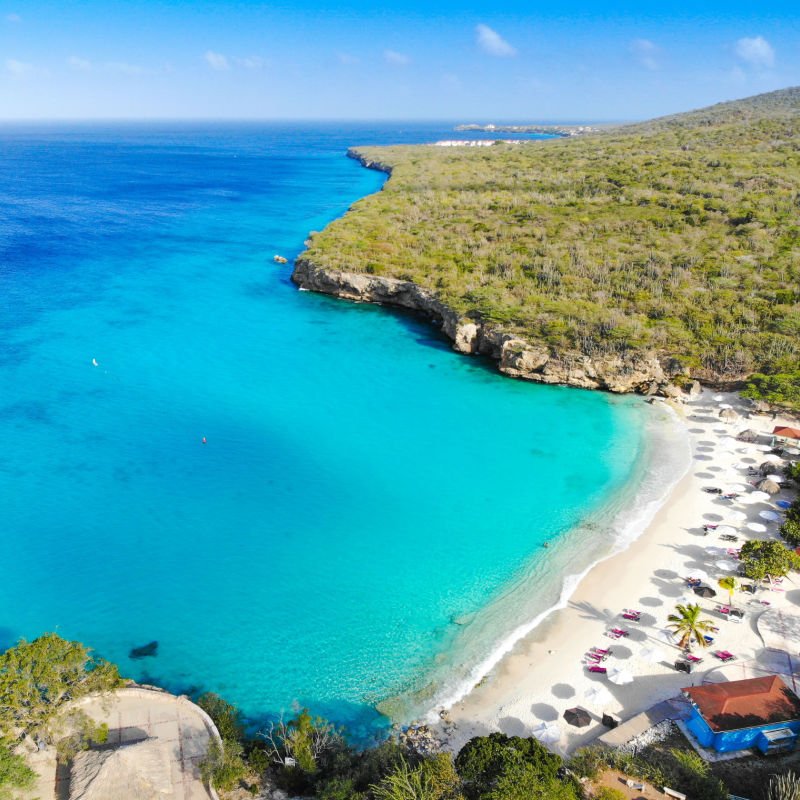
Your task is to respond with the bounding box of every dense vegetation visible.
[0,634,122,798]
[302,87,800,407]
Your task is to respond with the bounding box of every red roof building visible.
[683,676,800,755]
[772,426,800,441]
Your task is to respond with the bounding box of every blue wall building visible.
[683,675,800,755]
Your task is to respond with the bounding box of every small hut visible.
[757,479,781,495]
[719,408,739,422]
[69,739,172,800]
[736,428,759,443]
[760,461,781,475]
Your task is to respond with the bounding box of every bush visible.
[197,693,245,745]
[0,744,36,800]
[780,518,800,547]
[199,738,248,793]
[594,788,626,800]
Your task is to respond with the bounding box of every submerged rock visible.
[129,641,158,659]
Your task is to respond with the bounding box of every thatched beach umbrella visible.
[736,429,758,443]
[719,408,739,422]
[563,707,592,728]
[757,479,781,495]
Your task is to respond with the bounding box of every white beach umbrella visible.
[638,646,663,664]
[727,510,748,521]
[716,525,738,537]
[763,454,783,463]
[724,484,748,493]
[747,521,768,533]
[531,721,561,745]
[713,394,725,402]
[687,569,711,582]
[607,666,635,685]
[765,474,783,483]
[719,403,732,410]
[759,510,780,522]
[584,684,612,705]
[706,545,726,556]
[715,559,739,572]
[787,447,800,456]
[755,444,773,452]
[750,491,771,502]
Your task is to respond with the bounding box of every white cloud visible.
[6,58,33,76]
[735,36,775,68]
[6,12,21,22]
[630,38,659,71]
[68,56,92,71]
[384,49,410,66]
[476,24,516,57]
[235,56,264,69]
[337,52,359,65]
[204,50,230,71]
[106,62,145,76]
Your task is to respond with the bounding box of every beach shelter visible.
[719,408,739,422]
[638,646,663,663]
[563,707,592,728]
[736,429,759,443]
[608,666,634,685]
[694,585,717,598]
[750,490,772,501]
[584,684,612,705]
[777,500,792,510]
[717,525,738,537]
[747,522,768,533]
[531,720,561,745]
[760,510,780,522]
[757,479,781,495]
[727,510,747,522]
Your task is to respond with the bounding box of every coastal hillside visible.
[295,87,800,408]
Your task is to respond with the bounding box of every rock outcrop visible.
[292,259,679,396]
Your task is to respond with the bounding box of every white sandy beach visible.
[435,389,799,755]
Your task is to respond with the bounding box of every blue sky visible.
[1,0,798,120]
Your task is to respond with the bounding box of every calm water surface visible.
[0,123,646,739]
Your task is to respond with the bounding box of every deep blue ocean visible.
[0,122,651,740]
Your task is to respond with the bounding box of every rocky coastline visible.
[292,149,731,400]
[291,257,690,396]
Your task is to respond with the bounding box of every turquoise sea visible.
[0,123,660,740]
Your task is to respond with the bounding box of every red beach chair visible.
[587,665,607,674]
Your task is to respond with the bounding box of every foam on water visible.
[0,122,653,741]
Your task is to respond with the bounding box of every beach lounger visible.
[587,665,607,674]
[685,654,703,663]
[591,647,611,655]
[713,650,736,662]
[610,628,629,637]
[717,606,730,615]
[703,635,714,645]
[622,613,640,621]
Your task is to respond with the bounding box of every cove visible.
[0,122,646,741]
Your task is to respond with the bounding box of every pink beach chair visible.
[685,654,703,664]
[714,650,736,662]
[609,627,629,638]
[622,613,640,622]
[587,665,607,674]
[592,647,611,655]
[717,606,730,615]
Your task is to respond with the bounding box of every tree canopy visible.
[301,87,800,408]
[739,539,800,581]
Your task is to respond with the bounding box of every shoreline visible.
[428,390,799,755]
[406,399,691,721]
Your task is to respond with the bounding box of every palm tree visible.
[666,603,716,651]
[718,576,737,605]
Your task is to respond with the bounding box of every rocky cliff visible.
[292,258,680,395]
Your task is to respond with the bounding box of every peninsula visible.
[454,123,600,136]
[293,87,800,411]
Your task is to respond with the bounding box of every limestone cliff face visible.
[292,259,676,395]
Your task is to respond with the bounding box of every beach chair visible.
[713,650,736,662]
[587,665,607,674]
[622,613,640,622]
[717,605,730,615]
[592,647,611,655]
[685,654,703,663]
[702,635,714,645]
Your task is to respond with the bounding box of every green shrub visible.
[594,788,627,800]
